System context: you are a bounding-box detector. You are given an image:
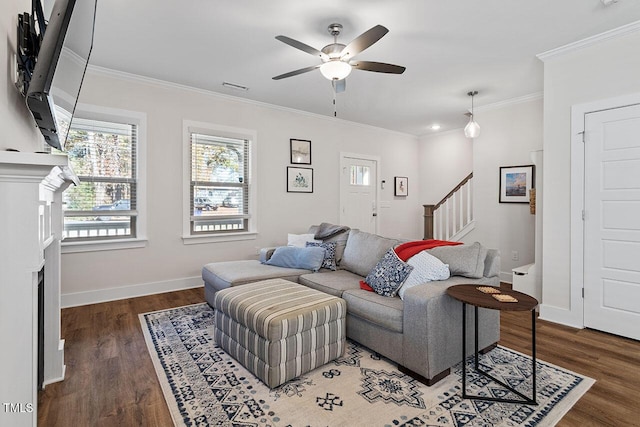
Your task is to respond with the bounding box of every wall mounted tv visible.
[18,0,97,151]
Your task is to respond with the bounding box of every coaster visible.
[477,286,501,294]
[493,294,518,303]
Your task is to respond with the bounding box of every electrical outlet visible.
[511,250,519,261]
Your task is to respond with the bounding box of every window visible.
[350,165,370,186]
[184,122,256,240]
[62,117,139,242]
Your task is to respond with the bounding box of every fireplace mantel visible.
[0,151,76,427]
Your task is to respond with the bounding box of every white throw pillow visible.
[398,251,450,300]
[287,233,320,248]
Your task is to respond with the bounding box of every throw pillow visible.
[397,251,450,300]
[265,246,326,271]
[364,248,414,297]
[427,242,487,279]
[287,233,320,248]
[306,241,337,270]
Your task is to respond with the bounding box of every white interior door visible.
[583,104,640,340]
[340,155,378,233]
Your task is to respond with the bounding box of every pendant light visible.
[464,91,481,139]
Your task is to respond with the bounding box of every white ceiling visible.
[89,0,640,136]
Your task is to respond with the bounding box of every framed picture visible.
[394,176,408,196]
[290,139,311,164]
[287,166,313,193]
[499,165,535,203]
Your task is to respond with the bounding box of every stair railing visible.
[423,172,474,240]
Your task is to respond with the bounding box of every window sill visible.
[61,238,148,254]
[182,231,257,245]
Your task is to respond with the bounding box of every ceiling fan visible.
[272,23,406,93]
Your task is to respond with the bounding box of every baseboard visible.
[499,271,513,284]
[538,304,584,330]
[61,276,203,308]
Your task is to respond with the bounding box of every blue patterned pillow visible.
[364,248,414,297]
[306,241,337,271]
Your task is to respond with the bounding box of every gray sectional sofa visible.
[202,225,501,385]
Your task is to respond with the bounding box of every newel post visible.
[423,204,434,239]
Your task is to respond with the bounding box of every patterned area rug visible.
[140,303,594,427]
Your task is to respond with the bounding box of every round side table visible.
[447,284,539,405]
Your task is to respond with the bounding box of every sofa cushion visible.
[364,248,413,297]
[306,241,337,270]
[484,249,501,278]
[298,270,362,297]
[342,289,404,333]
[397,251,450,300]
[427,242,488,279]
[202,260,312,292]
[265,246,326,271]
[340,229,399,277]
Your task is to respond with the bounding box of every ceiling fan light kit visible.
[464,90,481,139]
[320,60,352,80]
[273,23,405,91]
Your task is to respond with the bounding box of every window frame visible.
[182,120,257,244]
[61,104,147,253]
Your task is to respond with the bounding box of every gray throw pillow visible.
[340,229,399,277]
[427,242,488,279]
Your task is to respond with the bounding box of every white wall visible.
[469,98,542,280]
[540,30,640,325]
[418,129,473,205]
[419,98,543,281]
[0,0,45,152]
[60,69,422,304]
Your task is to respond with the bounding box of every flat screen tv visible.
[23,0,97,151]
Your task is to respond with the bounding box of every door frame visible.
[339,152,381,234]
[569,92,640,329]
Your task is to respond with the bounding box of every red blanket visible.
[393,239,462,262]
[359,239,462,291]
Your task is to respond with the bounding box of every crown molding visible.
[474,92,543,113]
[537,20,640,61]
[85,64,415,138]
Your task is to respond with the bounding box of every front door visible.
[340,155,378,233]
[583,103,640,340]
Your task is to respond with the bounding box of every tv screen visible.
[25,0,97,151]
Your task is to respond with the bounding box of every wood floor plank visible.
[38,286,640,426]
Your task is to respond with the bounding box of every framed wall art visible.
[499,165,535,203]
[394,176,408,196]
[287,166,313,193]
[290,139,311,164]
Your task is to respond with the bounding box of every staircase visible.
[423,172,474,241]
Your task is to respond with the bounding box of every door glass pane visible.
[349,165,370,186]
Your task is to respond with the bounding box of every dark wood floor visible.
[38,287,640,426]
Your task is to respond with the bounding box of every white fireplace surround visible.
[0,151,77,427]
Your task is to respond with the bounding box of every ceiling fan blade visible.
[340,25,389,60]
[272,64,321,80]
[275,35,329,60]
[351,61,406,74]
[332,79,346,93]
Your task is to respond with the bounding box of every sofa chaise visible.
[202,225,501,385]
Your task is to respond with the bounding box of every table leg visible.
[532,308,537,404]
[461,306,537,405]
[462,302,467,398]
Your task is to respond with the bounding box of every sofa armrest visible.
[259,247,278,263]
[401,281,500,380]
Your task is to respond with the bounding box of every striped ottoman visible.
[213,278,346,388]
